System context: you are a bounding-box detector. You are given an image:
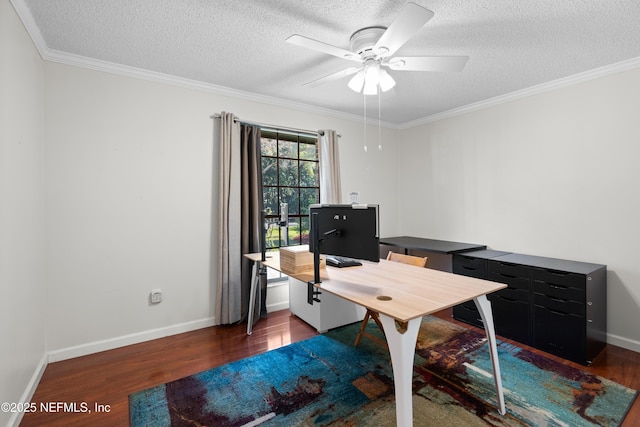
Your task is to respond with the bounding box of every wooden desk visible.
[244,252,507,426]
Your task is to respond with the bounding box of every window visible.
[261,129,320,250]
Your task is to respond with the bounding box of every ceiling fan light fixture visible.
[363,78,378,96]
[348,71,365,92]
[378,69,396,92]
[348,62,395,95]
[364,63,380,85]
[362,64,380,95]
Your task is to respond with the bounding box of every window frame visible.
[260,128,320,282]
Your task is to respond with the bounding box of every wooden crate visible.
[280,245,325,274]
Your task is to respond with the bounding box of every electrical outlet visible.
[150,289,162,304]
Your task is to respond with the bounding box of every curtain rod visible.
[210,114,341,138]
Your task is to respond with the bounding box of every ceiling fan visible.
[286,2,468,95]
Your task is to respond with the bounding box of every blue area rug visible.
[130,316,637,426]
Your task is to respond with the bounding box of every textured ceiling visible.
[15,0,640,125]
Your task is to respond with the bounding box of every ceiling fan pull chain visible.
[363,93,368,152]
[378,91,382,151]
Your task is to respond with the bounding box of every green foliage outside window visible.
[261,129,319,249]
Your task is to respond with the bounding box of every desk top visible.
[380,236,486,254]
[246,252,506,323]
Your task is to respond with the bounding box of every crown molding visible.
[399,56,640,129]
[10,0,48,56]
[10,0,398,130]
[12,0,639,132]
[45,48,401,129]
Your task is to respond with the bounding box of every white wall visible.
[0,0,47,425]
[43,62,400,357]
[398,68,640,350]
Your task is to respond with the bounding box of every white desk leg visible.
[246,261,259,335]
[473,295,506,415]
[379,315,421,427]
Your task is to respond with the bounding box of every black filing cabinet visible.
[452,250,511,329]
[529,261,607,365]
[454,251,607,365]
[487,259,533,345]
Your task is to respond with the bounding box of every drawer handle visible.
[547,270,570,277]
[498,295,518,302]
[549,284,567,290]
[547,295,567,303]
[498,273,518,279]
[547,308,569,316]
[497,262,517,267]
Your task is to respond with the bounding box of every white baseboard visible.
[48,316,217,363]
[607,332,640,353]
[47,317,637,362]
[8,353,48,427]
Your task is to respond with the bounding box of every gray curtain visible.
[240,124,266,323]
[319,129,342,203]
[214,112,264,325]
[215,112,241,325]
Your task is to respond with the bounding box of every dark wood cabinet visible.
[453,250,607,365]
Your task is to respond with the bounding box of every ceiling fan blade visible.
[286,35,361,62]
[374,2,434,57]
[385,56,469,72]
[302,67,361,88]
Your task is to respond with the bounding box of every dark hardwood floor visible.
[21,309,640,426]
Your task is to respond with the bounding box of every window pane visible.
[278,159,298,186]
[300,160,318,187]
[300,143,317,161]
[278,140,298,159]
[300,188,319,216]
[261,138,277,157]
[279,187,299,215]
[263,187,278,216]
[279,228,288,247]
[300,216,310,245]
[262,157,277,186]
[265,222,279,249]
[260,129,319,250]
[287,217,302,246]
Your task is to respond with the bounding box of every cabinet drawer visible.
[490,287,530,303]
[533,305,585,363]
[534,293,585,316]
[453,255,487,279]
[489,260,530,279]
[533,279,584,303]
[531,267,585,290]
[452,302,483,328]
[492,297,531,345]
[488,271,530,291]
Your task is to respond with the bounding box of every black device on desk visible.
[325,255,362,268]
[308,204,380,262]
[306,204,379,304]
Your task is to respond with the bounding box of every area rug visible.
[130,316,637,426]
